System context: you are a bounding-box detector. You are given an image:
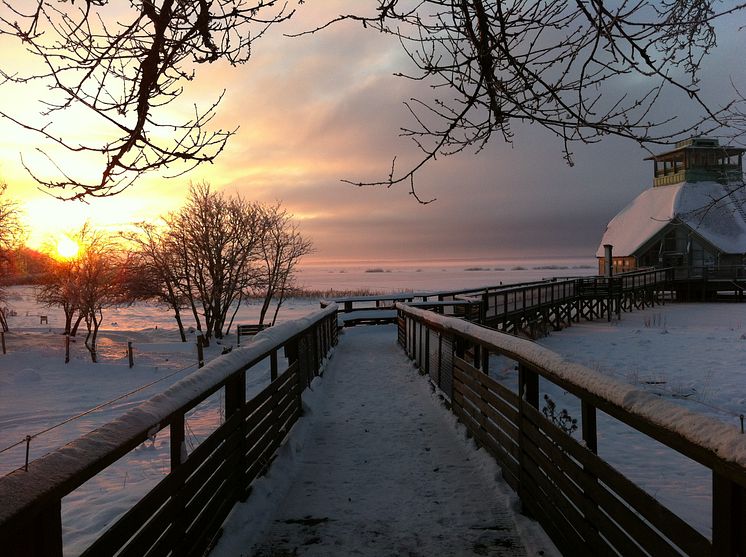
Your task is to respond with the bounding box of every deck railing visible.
[327,268,672,334]
[396,302,746,556]
[0,306,338,557]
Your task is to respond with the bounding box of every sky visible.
[1,2,744,264]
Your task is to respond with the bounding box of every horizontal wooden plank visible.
[518,465,584,555]
[453,385,520,465]
[245,405,275,444]
[452,395,519,484]
[122,431,243,556]
[182,448,242,536]
[520,403,710,556]
[453,363,520,424]
[453,376,520,444]
[181,463,241,557]
[520,422,652,557]
[81,411,244,556]
[520,444,612,554]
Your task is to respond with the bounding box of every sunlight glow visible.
[56,236,80,259]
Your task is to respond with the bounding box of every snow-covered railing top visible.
[0,304,338,526]
[396,303,746,479]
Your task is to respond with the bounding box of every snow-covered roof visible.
[597,181,746,256]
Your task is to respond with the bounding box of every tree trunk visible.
[84,311,100,363]
[173,306,186,342]
[71,313,85,337]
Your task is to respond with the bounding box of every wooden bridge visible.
[2,269,746,556]
[325,268,673,339]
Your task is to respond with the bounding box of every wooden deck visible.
[228,326,528,556]
[3,269,746,556]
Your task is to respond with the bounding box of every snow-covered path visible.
[213,325,542,556]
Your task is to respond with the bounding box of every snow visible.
[213,325,556,556]
[2,268,745,551]
[596,181,746,256]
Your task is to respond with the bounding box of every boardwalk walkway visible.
[212,325,541,557]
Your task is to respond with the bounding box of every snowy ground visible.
[213,326,554,557]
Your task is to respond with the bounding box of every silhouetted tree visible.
[124,222,190,341]
[37,224,124,362]
[1,1,744,201]
[317,1,745,199]
[0,1,297,200]
[0,183,24,331]
[254,203,313,326]
[167,182,263,343]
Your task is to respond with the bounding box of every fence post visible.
[197,334,205,368]
[127,341,134,368]
[712,473,746,555]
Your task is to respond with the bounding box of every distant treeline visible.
[0,247,55,285]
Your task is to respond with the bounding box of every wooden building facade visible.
[597,138,746,276]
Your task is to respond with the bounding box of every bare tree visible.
[0,183,24,331]
[254,203,313,326]
[37,224,124,362]
[168,182,263,343]
[1,2,744,202]
[124,222,190,342]
[309,1,745,200]
[36,257,84,335]
[0,1,298,200]
[76,228,126,362]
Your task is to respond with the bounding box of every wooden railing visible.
[324,268,672,333]
[0,306,338,557]
[396,303,746,556]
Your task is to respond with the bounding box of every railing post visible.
[424,326,430,376]
[225,371,245,417]
[713,473,746,555]
[171,414,185,470]
[270,349,278,381]
[581,401,598,454]
[5,501,64,557]
[127,341,134,368]
[517,363,539,515]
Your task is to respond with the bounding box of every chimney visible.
[604,244,613,277]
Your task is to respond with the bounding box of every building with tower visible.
[597,138,746,276]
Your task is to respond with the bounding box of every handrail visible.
[395,302,746,555]
[397,303,746,475]
[0,305,339,556]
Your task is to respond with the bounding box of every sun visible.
[56,236,80,259]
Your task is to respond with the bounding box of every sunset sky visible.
[1,2,744,264]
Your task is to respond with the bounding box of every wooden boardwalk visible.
[215,325,531,556]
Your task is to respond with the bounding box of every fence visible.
[0,305,338,557]
[397,303,746,556]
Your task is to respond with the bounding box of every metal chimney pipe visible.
[604,244,613,277]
